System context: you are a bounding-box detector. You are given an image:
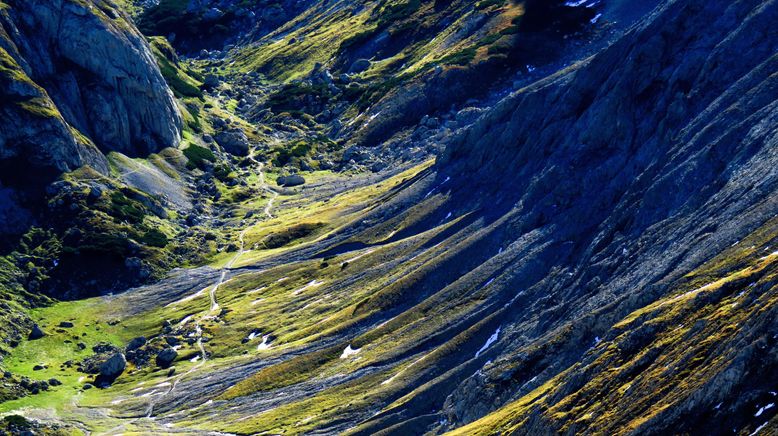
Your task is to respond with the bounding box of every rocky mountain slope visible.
[0,0,181,185]
[1,0,777,434]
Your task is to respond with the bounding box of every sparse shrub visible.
[261,223,324,249]
[213,164,232,182]
[183,144,216,169]
[109,192,146,223]
[139,228,168,248]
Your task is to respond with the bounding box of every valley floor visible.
[0,158,438,434]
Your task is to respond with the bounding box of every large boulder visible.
[276,174,306,187]
[125,336,147,352]
[348,58,371,74]
[98,353,126,381]
[156,347,178,368]
[215,129,250,156]
[28,324,45,340]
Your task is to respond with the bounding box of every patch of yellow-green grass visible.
[218,370,395,434]
[17,97,61,119]
[231,161,434,268]
[0,298,158,416]
[212,207,484,402]
[445,217,778,436]
[231,5,375,82]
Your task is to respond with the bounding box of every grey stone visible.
[28,324,45,340]
[99,353,126,380]
[276,174,306,187]
[156,347,178,368]
[215,129,250,156]
[348,58,371,73]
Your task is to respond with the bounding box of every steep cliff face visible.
[0,0,182,184]
[432,0,778,432]
[0,30,107,179]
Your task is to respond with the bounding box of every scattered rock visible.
[215,129,250,156]
[156,348,178,368]
[58,321,74,328]
[126,336,147,352]
[348,58,371,73]
[98,353,126,381]
[203,74,220,89]
[28,324,45,340]
[276,174,306,187]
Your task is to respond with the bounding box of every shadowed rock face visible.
[426,0,778,432]
[0,0,182,181]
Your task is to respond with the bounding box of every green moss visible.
[109,191,146,223]
[149,37,203,98]
[183,144,216,169]
[139,228,168,248]
[438,46,477,66]
[260,222,324,249]
[17,98,61,119]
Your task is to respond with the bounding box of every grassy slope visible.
[447,218,778,435]
[0,159,434,430]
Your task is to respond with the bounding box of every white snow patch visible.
[190,355,201,363]
[475,326,501,358]
[590,13,602,23]
[381,355,427,385]
[257,335,271,350]
[248,331,258,340]
[564,0,587,5]
[755,403,774,417]
[594,336,603,346]
[277,276,289,283]
[665,281,718,306]
[251,298,265,306]
[444,212,452,221]
[484,278,495,287]
[293,280,325,295]
[342,248,376,266]
[750,422,769,436]
[247,286,267,295]
[340,345,361,359]
[759,251,778,261]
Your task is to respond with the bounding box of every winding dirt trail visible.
[251,154,278,219]
[141,154,274,420]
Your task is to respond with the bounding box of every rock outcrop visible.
[0,0,182,187]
